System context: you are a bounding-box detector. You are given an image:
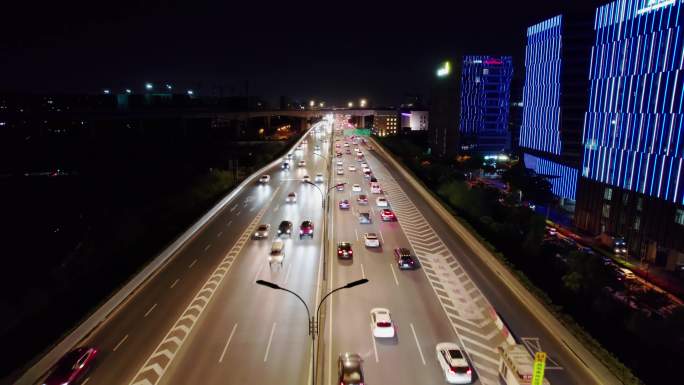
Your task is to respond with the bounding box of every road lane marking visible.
[273,204,279,212]
[264,322,277,362]
[370,323,379,362]
[355,228,359,241]
[82,378,90,385]
[230,204,237,212]
[219,323,238,363]
[390,264,399,286]
[188,259,197,268]
[144,303,157,318]
[236,210,241,216]
[379,229,385,243]
[410,323,426,365]
[113,334,128,352]
[361,263,366,279]
[283,263,292,285]
[169,278,179,289]
[217,231,223,238]
[226,220,232,226]
[204,244,212,252]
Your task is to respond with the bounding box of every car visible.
[369,176,378,184]
[345,149,352,154]
[436,342,472,384]
[376,197,389,207]
[616,267,637,281]
[336,183,345,191]
[359,212,372,224]
[258,175,270,184]
[338,353,364,385]
[370,308,395,338]
[357,194,368,205]
[287,153,294,159]
[380,209,396,221]
[336,152,343,157]
[277,221,293,237]
[281,162,290,170]
[286,192,297,203]
[43,347,98,385]
[547,226,558,236]
[336,160,344,166]
[395,247,417,269]
[302,175,311,183]
[315,173,325,183]
[363,171,372,178]
[613,238,628,255]
[352,184,362,192]
[299,220,314,239]
[337,168,345,175]
[298,160,306,167]
[337,242,353,259]
[348,165,357,172]
[344,142,350,147]
[370,183,382,194]
[364,232,381,248]
[253,224,270,239]
[269,239,285,266]
[339,200,351,209]
[361,163,368,168]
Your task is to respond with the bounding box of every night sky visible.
[1,0,606,105]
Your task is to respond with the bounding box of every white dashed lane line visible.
[219,323,238,363]
[188,259,197,269]
[389,264,399,286]
[169,278,179,289]
[113,334,128,352]
[263,323,277,362]
[217,231,223,238]
[204,244,212,252]
[410,323,426,365]
[143,303,157,318]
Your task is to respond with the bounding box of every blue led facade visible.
[460,56,513,153]
[583,0,684,203]
[520,15,563,155]
[524,153,579,200]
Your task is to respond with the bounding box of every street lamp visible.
[304,180,345,208]
[145,82,153,91]
[347,101,353,108]
[256,278,369,385]
[309,100,315,108]
[359,98,367,108]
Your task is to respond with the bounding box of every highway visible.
[28,117,614,385]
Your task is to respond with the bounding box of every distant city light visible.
[437,61,451,77]
[125,89,132,94]
[319,102,324,107]
[103,89,111,94]
[309,100,315,107]
[360,99,367,108]
[348,102,353,108]
[165,84,172,90]
[145,83,153,90]
[187,90,194,95]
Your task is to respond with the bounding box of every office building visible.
[373,111,399,137]
[575,0,684,266]
[459,55,513,154]
[429,60,461,158]
[519,13,593,201]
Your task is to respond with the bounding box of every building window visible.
[634,216,640,230]
[622,193,629,205]
[604,187,613,200]
[676,209,684,225]
[602,203,611,218]
[637,197,643,211]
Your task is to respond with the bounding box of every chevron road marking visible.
[128,186,280,385]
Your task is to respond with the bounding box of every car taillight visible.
[300,230,303,234]
[349,250,353,255]
[377,322,391,327]
[338,250,342,255]
[467,368,472,375]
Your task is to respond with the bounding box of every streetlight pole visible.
[304,180,346,208]
[256,278,369,385]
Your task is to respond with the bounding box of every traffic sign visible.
[532,351,547,385]
[343,129,371,137]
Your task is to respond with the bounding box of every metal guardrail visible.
[15,127,315,385]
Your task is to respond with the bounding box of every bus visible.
[497,344,550,385]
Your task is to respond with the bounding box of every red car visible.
[337,242,353,259]
[43,347,98,385]
[299,220,314,239]
[380,209,397,221]
[336,183,345,191]
[357,194,369,205]
[339,200,351,209]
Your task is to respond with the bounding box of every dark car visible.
[277,220,293,237]
[339,200,350,209]
[43,347,98,385]
[338,352,364,385]
[394,247,418,269]
[337,242,353,259]
[281,161,290,170]
[299,220,314,239]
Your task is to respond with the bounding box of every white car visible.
[302,175,311,183]
[436,343,472,384]
[370,308,395,338]
[253,224,270,239]
[298,160,306,167]
[258,175,270,184]
[348,165,357,172]
[337,168,345,175]
[336,160,344,166]
[376,197,388,207]
[269,239,285,267]
[315,173,325,183]
[361,163,368,168]
[286,192,297,203]
[364,233,381,248]
[352,184,362,192]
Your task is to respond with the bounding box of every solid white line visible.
[219,323,238,363]
[284,263,293,285]
[410,323,426,365]
[143,303,157,318]
[169,278,179,289]
[264,322,277,362]
[230,204,237,212]
[204,244,212,252]
[370,323,379,362]
[390,264,399,286]
[217,231,223,238]
[113,334,128,352]
[188,259,197,268]
[360,263,366,279]
[273,204,279,212]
